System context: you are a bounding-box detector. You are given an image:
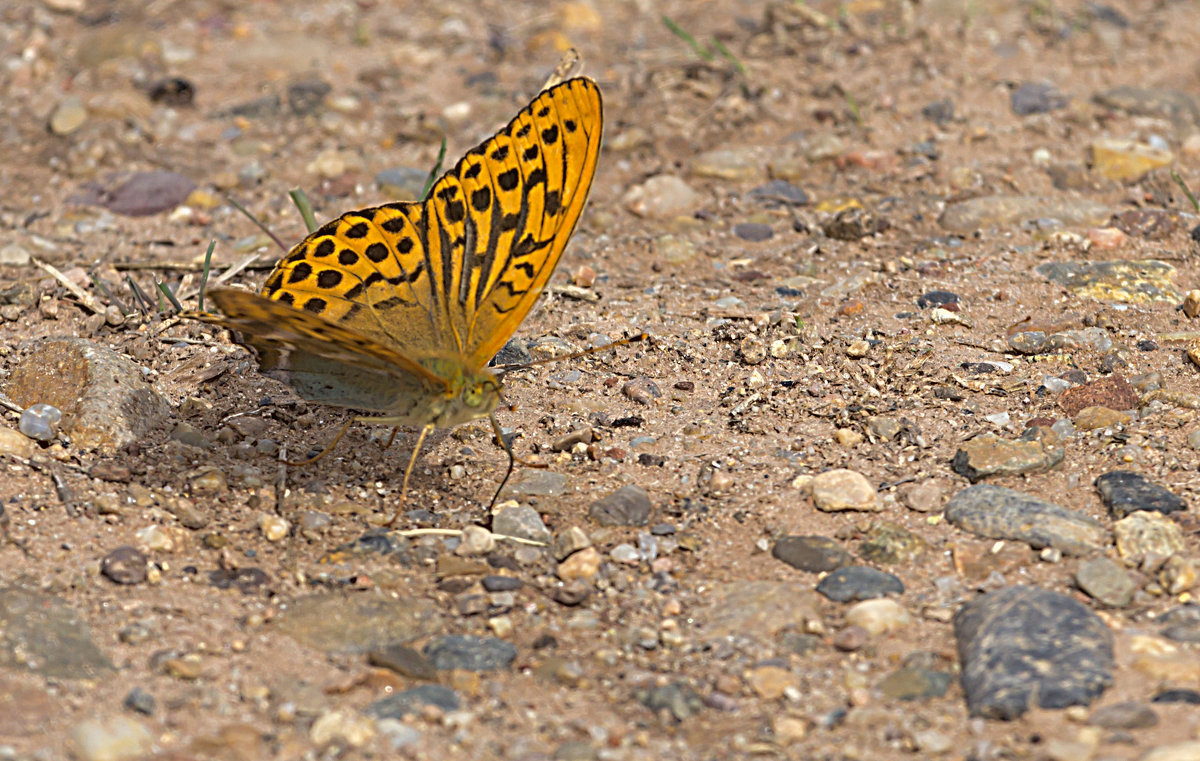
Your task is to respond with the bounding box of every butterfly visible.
[188,76,603,520]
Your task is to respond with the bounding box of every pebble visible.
[610,544,640,564]
[1159,555,1198,595]
[1059,374,1140,415]
[1087,701,1158,729]
[588,485,652,526]
[1139,742,1200,761]
[368,644,438,681]
[551,579,591,606]
[810,469,882,512]
[1089,138,1174,182]
[844,599,911,635]
[503,470,567,498]
[1011,82,1068,115]
[877,667,953,701]
[424,635,516,671]
[700,581,819,641]
[1151,688,1200,704]
[622,377,661,405]
[771,535,852,572]
[1094,471,1185,518]
[1037,260,1179,305]
[745,664,796,699]
[939,195,1110,233]
[257,514,289,542]
[732,222,773,241]
[69,716,154,761]
[749,179,809,205]
[1113,511,1184,561]
[557,547,601,580]
[954,586,1114,719]
[951,432,1064,481]
[1073,406,1130,430]
[122,687,155,716]
[0,425,36,458]
[1075,557,1136,608]
[858,521,928,564]
[554,526,592,560]
[18,403,61,442]
[101,546,149,585]
[832,625,870,651]
[817,566,904,602]
[624,175,702,218]
[366,685,460,719]
[945,484,1107,556]
[689,147,761,181]
[492,504,552,544]
[454,525,495,556]
[310,710,375,747]
[275,593,441,653]
[636,682,703,721]
[49,95,88,135]
[901,480,946,512]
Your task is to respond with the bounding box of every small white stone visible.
[258,514,290,542]
[844,599,911,635]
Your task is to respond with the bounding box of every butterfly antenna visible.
[493,332,647,380]
[487,412,517,516]
[283,416,354,467]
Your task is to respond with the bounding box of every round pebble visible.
[19,403,62,442]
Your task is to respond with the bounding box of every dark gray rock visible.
[366,684,460,719]
[1095,471,1186,518]
[772,535,852,573]
[0,588,113,679]
[588,485,652,526]
[424,635,517,671]
[636,682,703,722]
[1087,701,1157,729]
[815,566,904,602]
[1158,604,1200,643]
[954,586,1114,719]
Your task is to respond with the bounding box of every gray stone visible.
[0,588,113,679]
[275,593,441,653]
[588,485,652,526]
[771,535,852,572]
[1075,557,1136,608]
[1095,471,1186,518]
[423,635,516,671]
[815,566,904,602]
[366,685,460,719]
[945,484,1107,556]
[492,504,552,544]
[954,586,1114,719]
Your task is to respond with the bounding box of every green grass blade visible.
[288,188,318,233]
[197,239,216,313]
[421,137,448,200]
[662,15,714,61]
[1172,169,1199,213]
[710,38,746,76]
[156,279,183,313]
[225,194,289,252]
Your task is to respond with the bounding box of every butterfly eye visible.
[463,386,485,408]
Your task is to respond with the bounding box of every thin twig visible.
[32,257,103,313]
[225,194,288,252]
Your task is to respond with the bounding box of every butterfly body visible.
[188,77,602,506]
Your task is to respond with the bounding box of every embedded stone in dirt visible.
[944,484,1107,556]
[275,593,442,654]
[0,588,114,679]
[951,432,1064,482]
[588,484,652,526]
[366,684,460,720]
[816,566,904,602]
[1058,374,1139,416]
[698,581,820,642]
[954,585,1114,719]
[772,535,852,573]
[810,469,881,512]
[423,635,517,671]
[5,338,171,453]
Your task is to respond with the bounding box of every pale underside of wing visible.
[254,77,603,370]
[195,289,446,419]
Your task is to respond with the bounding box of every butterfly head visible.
[432,369,503,427]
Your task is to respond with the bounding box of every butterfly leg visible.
[283,416,354,466]
[381,426,401,451]
[385,422,435,528]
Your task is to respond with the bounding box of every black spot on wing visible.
[365,242,388,263]
[498,168,519,191]
[344,222,369,239]
[317,270,343,289]
[288,262,313,284]
[302,296,326,313]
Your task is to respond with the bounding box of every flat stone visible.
[0,588,113,679]
[1095,471,1186,518]
[5,339,171,453]
[71,170,197,216]
[624,175,702,218]
[1058,374,1140,416]
[951,432,1064,482]
[275,593,441,653]
[877,667,953,700]
[366,685,460,719]
[1090,138,1174,182]
[689,147,762,181]
[1075,557,1136,608]
[1159,604,1200,643]
[844,599,911,635]
[1087,701,1158,729]
[698,581,820,642]
[501,470,568,498]
[492,504,552,544]
[939,195,1110,233]
[1139,743,1200,761]
[70,716,154,761]
[954,586,1114,719]
[771,535,852,572]
[367,644,438,681]
[588,485,652,526]
[945,485,1106,556]
[1011,82,1068,115]
[1113,511,1185,561]
[1036,260,1180,304]
[423,635,516,671]
[816,566,904,602]
[1094,86,1200,133]
[1073,405,1131,430]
